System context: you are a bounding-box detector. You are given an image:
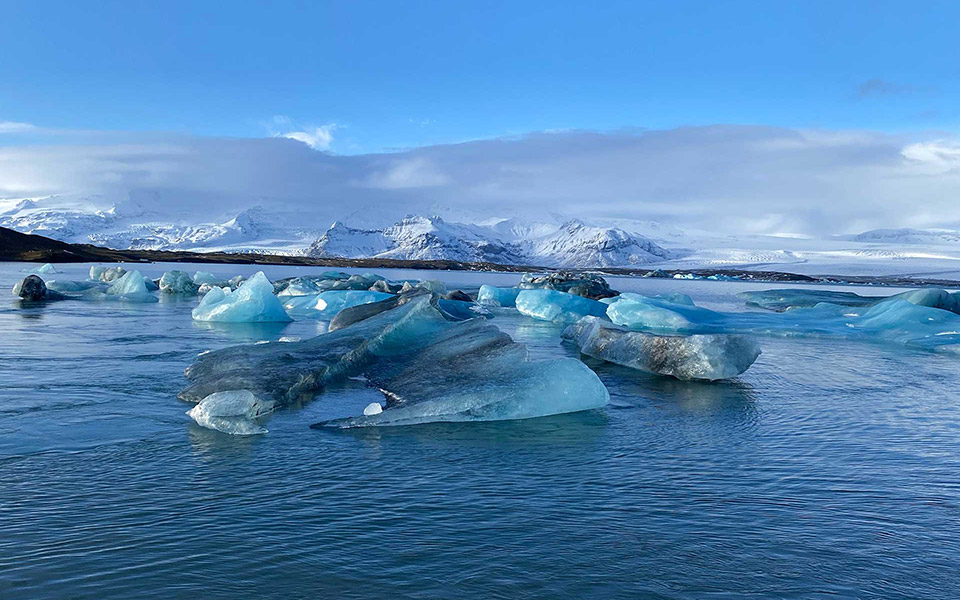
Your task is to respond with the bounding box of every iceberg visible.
[180,295,609,427]
[477,285,522,307]
[186,389,274,435]
[100,266,127,282]
[519,272,618,300]
[13,275,65,301]
[276,277,324,297]
[563,316,761,380]
[281,290,395,320]
[33,263,57,274]
[608,292,960,353]
[516,289,609,324]
[193,271,221,285]
[89,265,107,281]
[100,270,159,303]
[46,279,101,293]
[191,271,292,323]
[739,287,960,315]
[159,270,199,294]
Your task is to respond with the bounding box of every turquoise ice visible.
[477,285,522,307]
[281,290,395,319]
[516,289,609,323]
[191,271,292,323]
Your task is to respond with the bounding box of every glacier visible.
[191,271,292,323]
[516,289,610,324]
[180,295,608,428]
[607,292,960,352]
[186,389,274,435]
[562,316,761,380]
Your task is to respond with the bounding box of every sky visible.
[1,1,959,234]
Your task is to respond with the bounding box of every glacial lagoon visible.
[2,262,960,599]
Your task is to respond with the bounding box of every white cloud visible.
[2,125,960,233]
[0,121,36,134]
[282,125,336,150]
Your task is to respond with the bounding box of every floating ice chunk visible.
[102,267,127,282]
[437,298,489,321]
[739,288,873,312]
[276,277,323,297]
[100,270,158,302]
[193,271,220,285]
[13,275,65,301]
[186,390,274,435]
[477,285,522,307]
[519,272,617,300]
[46,279,101,293]
[33,263,57,274]
[363,402,383,416]
[191,271,292,323]
[516,289,610,323]
[563,316,761,380]
[89,266,107,281]
[609,292,960,353]
[740,287,960,315]
[415,280,446,294]
[159,270,199,294]
[282,290,394,320]
[181,296,609,427]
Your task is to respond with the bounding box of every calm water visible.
[2,262,959,599]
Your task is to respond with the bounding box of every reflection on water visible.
[1,262,960,599]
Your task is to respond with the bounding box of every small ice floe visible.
[186,390,275,435]
[363,402,383,416]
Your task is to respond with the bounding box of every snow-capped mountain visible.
[306,215,672,267]
[0,198,321,254]
[307,216,527,264]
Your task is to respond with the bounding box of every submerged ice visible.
[181,295,609,429]
[740,287,960,315]
[563,316,761,380]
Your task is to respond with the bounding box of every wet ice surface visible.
[2,262,960,599]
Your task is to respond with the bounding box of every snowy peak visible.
[853,228,960,245]
[522,220,673,268]
[306,215,671,267]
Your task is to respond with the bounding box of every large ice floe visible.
[191,271,292,323]
[477,285,522,308]
[518,271,618,300]
[516,289,610,323]
[563,316,760,380]
[159,270,199,295]
[739,287,960,315]
[186,390,274,435]
[281,290,395,319]
[607,292,960,352]
[180,295,608,430]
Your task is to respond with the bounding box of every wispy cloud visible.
[856,78,916,98]
[0,121,36,134]
[263,115,337,150]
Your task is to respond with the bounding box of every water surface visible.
[1,262,959,599]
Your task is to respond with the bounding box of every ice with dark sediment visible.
[518,271,619,300]
[607,292,960,352]
[191,271,291,322]
[160,270,199,295]
[180,295,609,429]
[516,289,609,323]
[562,316,761,380]
[12,275,65,301]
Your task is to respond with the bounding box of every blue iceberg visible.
[516,289,609,324]
[477,285,522,307]
[181,295,609,428]
[191,271,292,323]
[281,290,395,319]
[608,292,960,353]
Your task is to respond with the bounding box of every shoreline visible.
[4,225,960,289]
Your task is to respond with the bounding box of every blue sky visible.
[1,0,956,153]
